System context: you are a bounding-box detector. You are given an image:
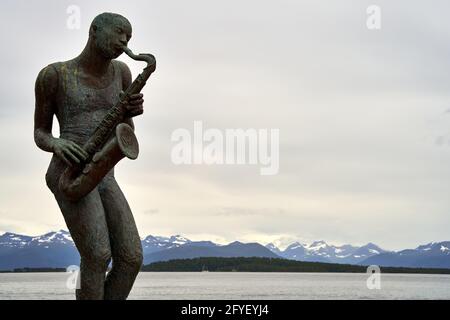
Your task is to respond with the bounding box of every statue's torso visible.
[45,59,123,193]
[52,59,123,146]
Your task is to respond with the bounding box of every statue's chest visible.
[64,73,122,117]
[57,62,122,127]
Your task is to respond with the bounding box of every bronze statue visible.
[34,12,156,300]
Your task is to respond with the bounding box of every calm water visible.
[0,272,449,300]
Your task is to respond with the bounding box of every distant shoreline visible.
[0,257,450,274]
[0,267,67,273]
[3,257,448,274]
[141,257,450,274]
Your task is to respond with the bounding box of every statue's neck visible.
[78,40,111,76]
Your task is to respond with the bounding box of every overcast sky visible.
[1,0,450,250]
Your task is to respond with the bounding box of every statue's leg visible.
[97,174,143,300]
[54,188,112,300]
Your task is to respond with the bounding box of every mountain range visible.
[0,230,449,270]
[268,240,387,265]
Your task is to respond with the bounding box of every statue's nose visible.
[119,36,128,46]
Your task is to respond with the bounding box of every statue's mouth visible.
[114,45,125,53]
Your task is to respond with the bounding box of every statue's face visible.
[93,16,132,59]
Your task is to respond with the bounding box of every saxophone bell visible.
[59,123,139,202]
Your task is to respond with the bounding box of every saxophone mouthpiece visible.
[122,46,155,66]
[122,46,133,56]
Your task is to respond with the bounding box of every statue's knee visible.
[82,248,112,272]
[117,250,143,272]
[135,251,144,268]
[128,251,143,271]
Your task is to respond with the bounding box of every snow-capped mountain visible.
[416,241,450,255]
[265,243,282,255]
[0,230,73,250]
[30,230,73,246]
[141,235,191,255]
[144,241,278,264]
[0,230,78,270]
[0,231,194,269]
[362,241,450,268]
[0,232,33,249]
[266,240,386,264]
[0,231,278,269]
[1,230,450,270]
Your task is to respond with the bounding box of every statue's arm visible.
[118,60,135,130]
[34,65,88,165]
[34,65,58,153]
[117,60,145,129]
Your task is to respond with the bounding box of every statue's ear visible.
[89,24,97,37]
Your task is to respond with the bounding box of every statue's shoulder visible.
[37,59,76,83]
[113,59,131,76]
[36,62,62,95]
[36,59,79,97]
[113,59,132,87]
[37,63,58,82]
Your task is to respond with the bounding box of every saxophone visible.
[58,47,156,201]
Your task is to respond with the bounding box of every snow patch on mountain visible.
[266,240,388,264]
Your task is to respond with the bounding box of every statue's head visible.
[89,12,132,59]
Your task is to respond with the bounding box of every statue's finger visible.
[129,105,143,113]
[131,108,144,116]
[129,93,143,100]
[128,98,144,105]
[57,151,72,167]
[70,143,88,159]
[69,145,87,161]
[63,148,80,164]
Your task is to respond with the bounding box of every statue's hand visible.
[123,92,144,117]
[52,138,88,167]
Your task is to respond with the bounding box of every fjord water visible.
[0,272,449,300]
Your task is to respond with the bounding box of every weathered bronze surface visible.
[34,12,156,300]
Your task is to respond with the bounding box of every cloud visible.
[144,209,160,215]
[1,0,450,250]
[213,206,287,217]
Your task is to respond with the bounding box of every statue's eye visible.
[116,27,123,34]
